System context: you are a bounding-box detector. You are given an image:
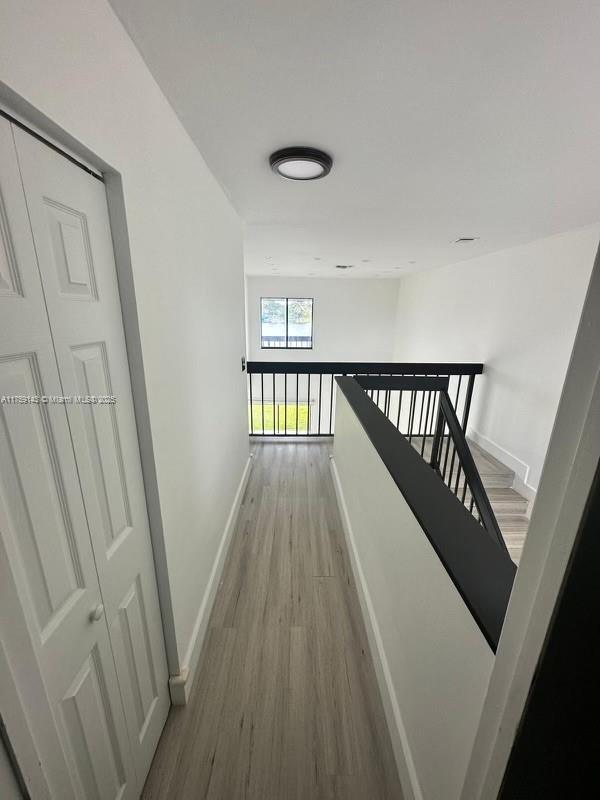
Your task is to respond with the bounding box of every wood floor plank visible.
[142,443,403,799]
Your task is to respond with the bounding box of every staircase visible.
[467,441,529,564]
[409,435,529,564]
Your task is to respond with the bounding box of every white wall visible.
[462,244,600,799]
[393,225,599,492]
[332,391,494,800]
[0,0,249,682]
[246,276,399,361]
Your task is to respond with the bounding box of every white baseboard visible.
[468,429,529,483]
[468,429,537,513]
[249,435,333,443]
[511,474,537,516]
[329,456,422,800]
[168,454,253,705]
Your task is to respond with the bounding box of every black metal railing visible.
[335,376,516,651]
[247,361,483,437]
[355,375,505,550]
[260,335,313,349]
[430,390,506,550]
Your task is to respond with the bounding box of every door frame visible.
[498,457,600,796]
[0,94,176,791]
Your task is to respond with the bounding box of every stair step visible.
[408,433,530,565]
[487,488,528,515]
[492,513,529,533]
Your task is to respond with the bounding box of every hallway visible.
[142,443,403,799]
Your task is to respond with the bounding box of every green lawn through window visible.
[249,403,310,434]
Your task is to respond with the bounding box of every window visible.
[260,297,313,349]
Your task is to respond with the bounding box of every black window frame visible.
[260,296,314,350]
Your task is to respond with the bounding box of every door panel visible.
[44,198,98,300]
[71,342,133,551]
[13,126,170,784]
[61,646,127,800]
[114,576,159,737]
[0,354,84,631]
[0,117,136,798]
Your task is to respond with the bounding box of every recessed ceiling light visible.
[269,147,333,181]
[408,260,417,264]
[454,237,480,243]
[335,264,354,270]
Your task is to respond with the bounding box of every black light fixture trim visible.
[269,146,333,180]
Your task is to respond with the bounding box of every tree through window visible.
[260,297,313,348]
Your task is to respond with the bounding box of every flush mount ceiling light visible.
[269,147,333,180]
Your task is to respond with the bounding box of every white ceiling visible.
[110,0,600,278]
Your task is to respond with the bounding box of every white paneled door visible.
[0,117,169,798]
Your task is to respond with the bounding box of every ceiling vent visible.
[454,237,480,243]
[335,264,353,270]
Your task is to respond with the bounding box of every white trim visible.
[329,455,422,800]
[468,429,537,514]
[249,435,333,443]
[168,454,253,705]
[468,429,529,483]
[511,474,537,516]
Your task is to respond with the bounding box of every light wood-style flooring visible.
[142,443,403,800]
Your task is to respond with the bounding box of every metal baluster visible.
[307,373,311,435]
[442,426,452,481]
[417,390,425,452]
[454,374,462,414]
[272,374,275,435]
[284,373,287,435]
[421,387,433,457]
[249,373,254,434]
[448,443,458,491]
[261,372,265,434]
[461,374,475,432]
[453,463,462,496]
[460,474,469,504]
[396,389,403,431]
[408,390,416,442]
[318,373,322,435]
[430,403,444,469]
[296,373,299,435]
[428,375,439,436]
[329,374,334,435]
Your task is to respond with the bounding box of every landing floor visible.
[142,443,403,800]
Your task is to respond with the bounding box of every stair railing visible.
[356,375,506,552]
[430,390,507,551]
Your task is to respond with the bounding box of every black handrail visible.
[431,392,507,551]
[247,361,483,375]
[356,376,450,392]
[336,376,516,651]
